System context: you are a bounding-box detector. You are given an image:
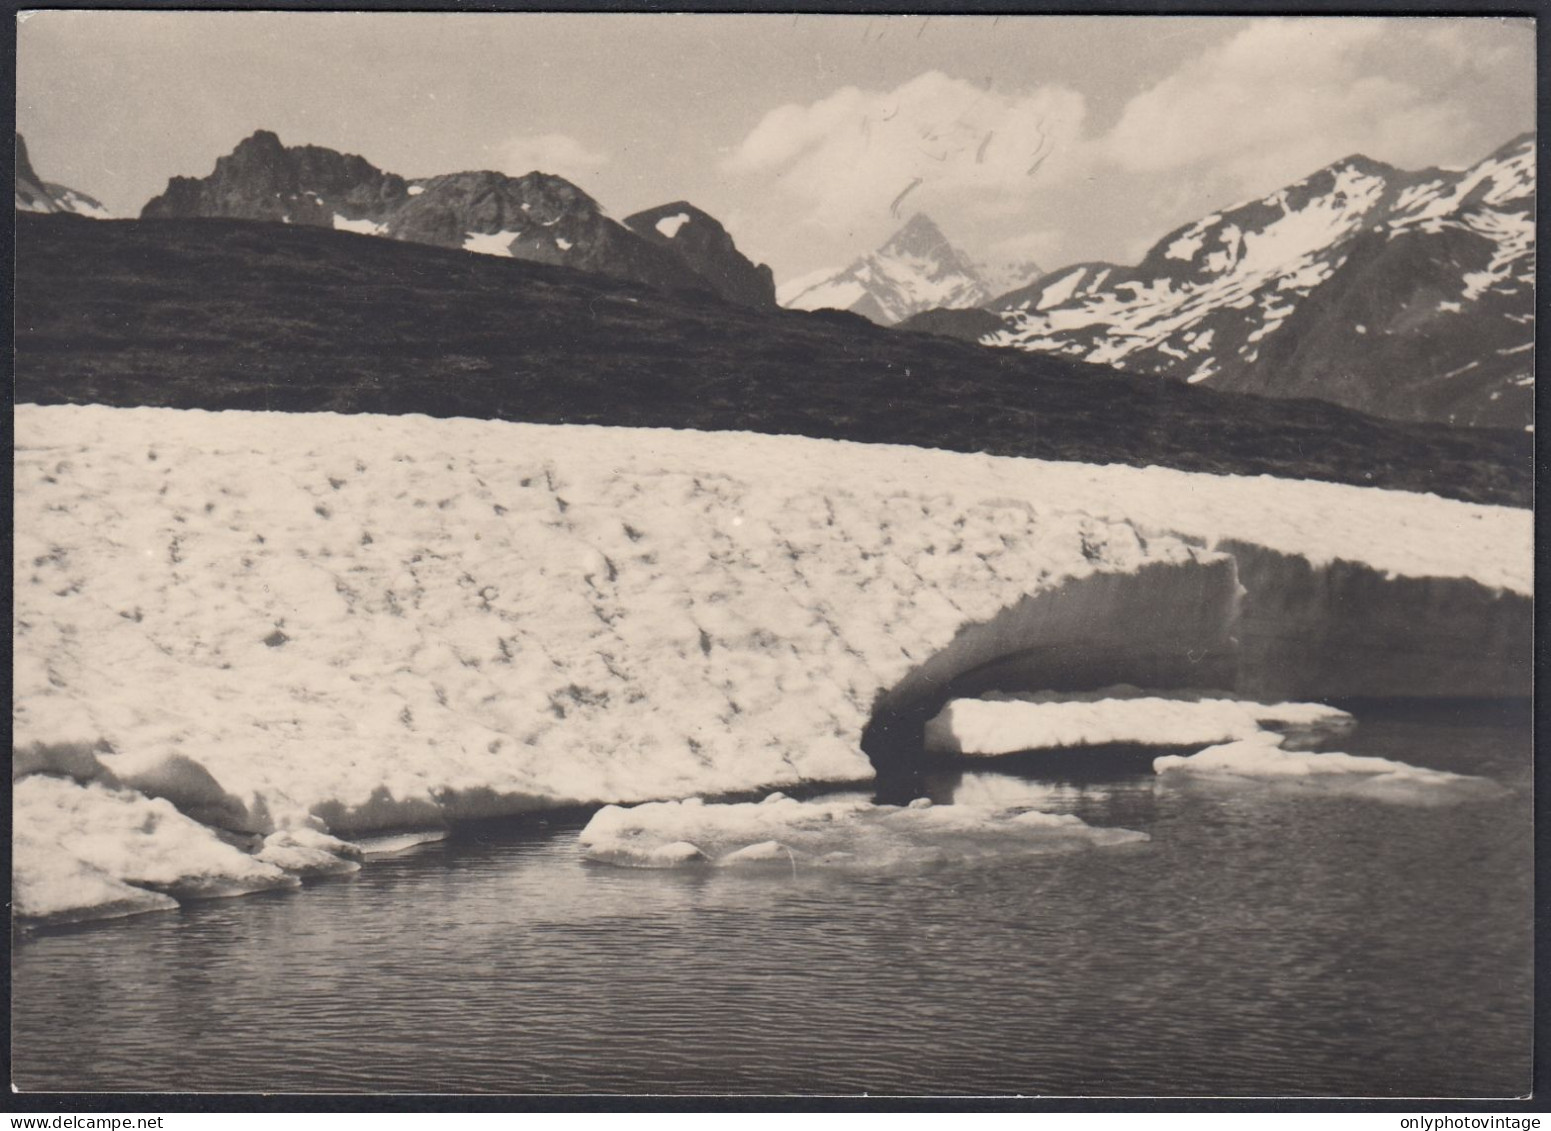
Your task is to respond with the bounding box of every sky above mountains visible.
[16,12,1534,283]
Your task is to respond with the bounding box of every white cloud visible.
[735,19,1532,284]
[724,70,1088,251]
[493,132,608,180]
[1099,18,1485,195]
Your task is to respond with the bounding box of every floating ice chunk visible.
[926,693,1352,756]
[13,776,297,921]
[579,791,1145,873]
[356,829,449,856]
[1154,733,1503,803]
[587,839,709,869]
[717,840,797,868]
[655,213,691,239]
[13,855,179,924]
[256,827,364,877]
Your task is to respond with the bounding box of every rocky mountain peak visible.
[623,201,776,308]
[17,133,42,186]
[780,214,994,324]
[882,213,949,254]
[139,130,770,308]
[978,133,1534,429]
[15,132,111,218]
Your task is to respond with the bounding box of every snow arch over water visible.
[862,554,1242,778]
[12,405,1531,920]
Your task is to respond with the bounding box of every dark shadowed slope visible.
[15,213,1529,507]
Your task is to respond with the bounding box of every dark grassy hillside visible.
[15,213,1531,507]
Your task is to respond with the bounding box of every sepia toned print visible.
[12,11,1533,1097]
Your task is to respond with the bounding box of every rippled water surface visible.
[12,703,1532,1096]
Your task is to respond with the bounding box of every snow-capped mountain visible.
[780,214,1033,325]
[15,134,112,218]
[972,256,1045,300]
[981,134,1534,429]
[140,130,774,307]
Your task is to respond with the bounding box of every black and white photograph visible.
[10,8,1537,1100]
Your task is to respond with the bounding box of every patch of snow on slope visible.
[655,213,691,239]
[53,188,113,219]
[462,230,523,257]
[333,214,387,236]
[407,185,425,197]
[1036,268,1086,309]
[14,775,297,921]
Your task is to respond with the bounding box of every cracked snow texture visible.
[14,405,1530,839]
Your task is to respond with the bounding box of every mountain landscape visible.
[140,129,776,308]
[779,213,1041,325]
[14,133,112,218]
[15,211,1529,507]
[12,13,1538,1103]
[904,134,1535,430]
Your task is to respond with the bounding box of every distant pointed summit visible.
[778,213,1035,325]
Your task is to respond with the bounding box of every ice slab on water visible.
[578,790,1146,872]
[1154,732,1504,804]
[256,827,364,877]
[356,829,450,856]
[927,689,1353,756]
[13,776,298,921]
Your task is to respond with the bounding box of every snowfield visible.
[13,404,1531,920]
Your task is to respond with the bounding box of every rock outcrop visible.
[140,130,767,306]
[624,201,776,308]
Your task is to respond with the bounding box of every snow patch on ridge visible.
[462,230,522,257]
[333,214,387,236]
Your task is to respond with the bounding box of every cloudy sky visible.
[16,12,1535,282]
